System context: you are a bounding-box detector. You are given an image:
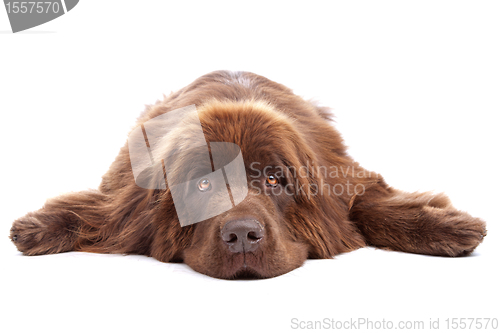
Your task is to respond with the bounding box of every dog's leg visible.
[10,190,107,255]
[348,179,487,256]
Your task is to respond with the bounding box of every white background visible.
[1,1,499,332]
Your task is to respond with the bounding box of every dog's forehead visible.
[197,100,299,159]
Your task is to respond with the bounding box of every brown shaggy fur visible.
[10,71,487,279]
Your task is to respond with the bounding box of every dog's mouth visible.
[231,267,262,280]
[222,252,266,279]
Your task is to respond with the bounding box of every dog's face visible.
[154,100,331,279]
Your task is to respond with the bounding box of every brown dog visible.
[10,71,487,279]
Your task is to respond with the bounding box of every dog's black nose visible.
[221,219,264,253]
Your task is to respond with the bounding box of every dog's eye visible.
[266,175,279,187]
[197,178,212,192]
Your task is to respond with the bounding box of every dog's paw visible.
[10,214,48,255]
[10,213,75,255]
[422,206,487,257]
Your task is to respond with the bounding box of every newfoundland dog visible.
[10,71,486,279]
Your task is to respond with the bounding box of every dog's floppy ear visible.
[282,145,366,258]
[348,178,486,256]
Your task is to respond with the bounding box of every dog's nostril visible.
[247,231,261,241]
[221,219,265,253]
[227,233,238,243]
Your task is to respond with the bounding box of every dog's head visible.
[140,100,363,279]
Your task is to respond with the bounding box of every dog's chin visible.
[187,252,272,280]
[195,265,268,280]
[230,267,263,280]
